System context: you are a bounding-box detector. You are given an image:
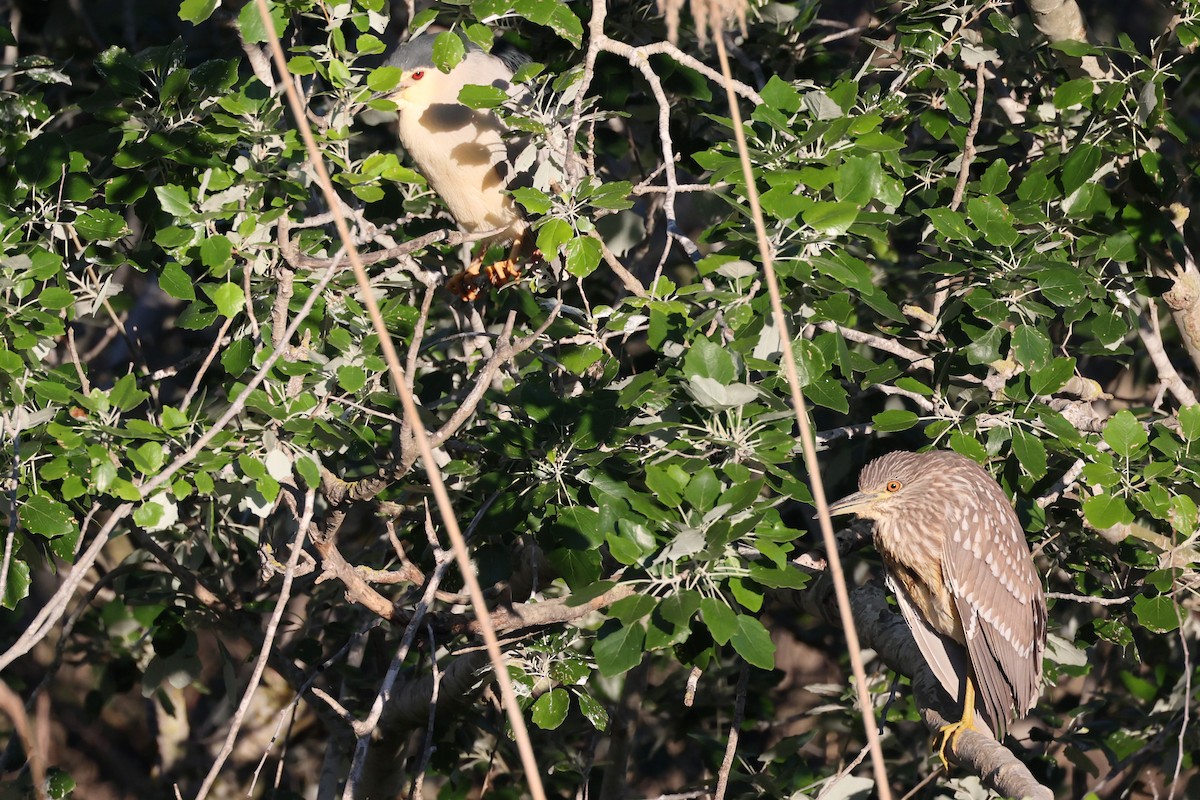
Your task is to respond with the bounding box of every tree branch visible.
[1027,0,1111,79]
[791,573,1054,800]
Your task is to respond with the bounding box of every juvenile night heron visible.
[829,450,1046,763]
[381,34,533,301]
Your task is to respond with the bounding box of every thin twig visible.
[251,6,548,797]
[1139,299,1198,407]
[589,230,647,297]
[1044,591,1132,606]
[408,621,441,800]
[1036,457,1086,508]
[712,26,893,799]
[193,487,315,800]
[712,663,749,800]
[343,504,456,794]
[0,678,47,800]
[181,316,234,411]
[933,61,988,320]
[949,63,986,213]
[0,507,126,671]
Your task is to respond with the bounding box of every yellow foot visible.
[934,676,978,771]
[446,257,525,302]
[484,257,522,288]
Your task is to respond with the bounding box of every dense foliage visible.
[2,0,1199,798]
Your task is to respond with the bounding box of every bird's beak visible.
[827,490,877,517]
[371,72,417,103]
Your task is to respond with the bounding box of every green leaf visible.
[792,339,828,387]
[37,287,74,310]
[1029,357,1075,396]
[1132,594,1181,634]
[179,0,219,23]
[208,283,245,318]
[834,154,882,205]
[658,590,702,628]
[802,201,859,235]
[564,236,602,278]
[948,431,987,462]
[221,338,253,377]
[760,75,802,112]
[1012,325,1051,369]
[160,262,196,301]
[75,208,129,241]
[1050,39,1100,56]
[684,338,736,384]
[1098,232,1136,262]
[295,456,320,488]
[1010,428,1047,480]
[288,56,317,75]
[1054,78,1094,109]
[337,365,368,392]
[684,467,720,510]
[577,692,608,730]
[966,196,1019,247]
[593,620,645,677]
[700,597,736,645]
[965,326,1005,365]
[133,499,164,529]
[367,66,401,94]
[531,687,570,730]
[924,208,975,243]
[238,0,287,44]
[2,558,30,609]
[131,441,166,474]
[458,83,509,109]
[535,218,574,257]
[200,235,233,270]
[110,373,149,411]
[432,31,466,72]
[1082,494,1133,529]
[730,614,776,670]
[547,547,600,588]
[871,409,919,432]
[1061,143,1102,196]
[748,562,810,590]
[979,159,1011,195]
[1179,405,1200,441]
[512,187,552,214]
[156,184,193,217]
[19,494,74,538]
[1103,410,1147,457]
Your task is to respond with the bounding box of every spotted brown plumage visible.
[829,450,1046,756]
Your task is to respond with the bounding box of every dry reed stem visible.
[250,3,547,799]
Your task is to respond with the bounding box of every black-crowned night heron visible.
[382,34,532,301]
[829,450,1046,764]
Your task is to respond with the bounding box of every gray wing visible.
[943,483,1046,740]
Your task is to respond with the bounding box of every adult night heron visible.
[829,450,1046,763]
[381,34,533,301]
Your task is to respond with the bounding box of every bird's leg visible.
[446,251,490,302]
[448,237,535,302]
[935,675,977,770]
[481,235,534,289]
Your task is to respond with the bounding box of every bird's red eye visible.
[885,480,902,492]
[411,70,425,80]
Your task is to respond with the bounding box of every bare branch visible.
[1027,0,1111,79]
[193,487,316,800]
[794,578,1055,800]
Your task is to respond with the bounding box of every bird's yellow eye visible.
[411,70,425,80]
[885,480,902,492]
